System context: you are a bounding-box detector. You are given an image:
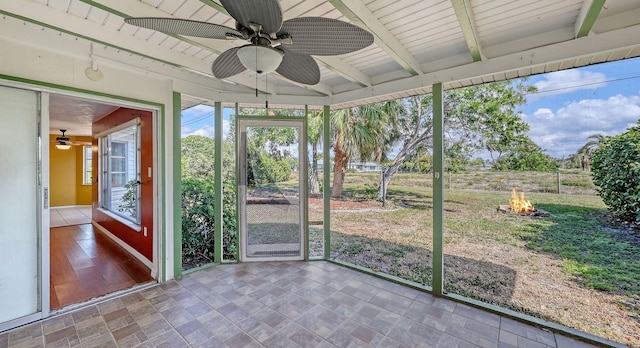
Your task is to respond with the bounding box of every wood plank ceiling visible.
[1,0,640,110]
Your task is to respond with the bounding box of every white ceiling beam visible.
[315,57,371,87]
[331,24,640,107]
[592,8,640,34]
[451,0,484,62]
[79,0,332,96]
[574,0,606,38]
[328,0,423,76]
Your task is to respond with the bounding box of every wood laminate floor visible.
[50,224,154,309]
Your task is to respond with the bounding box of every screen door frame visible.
[237,117,307,262]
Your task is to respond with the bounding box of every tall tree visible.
[181,135,215,180]
[376,81,535,199]
[577,133,606,171]
[330,103,395,198]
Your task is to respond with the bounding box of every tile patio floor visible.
[0,261,599,348]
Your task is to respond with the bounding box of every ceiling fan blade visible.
[278,17,374,56]
[220,0,283,34]
[124,17,243,39]
[212,47,247,78]
[276,49,320,85]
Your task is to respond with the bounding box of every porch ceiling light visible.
[236,45,283,74]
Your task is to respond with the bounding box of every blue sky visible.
[181,57,640,159]
[181,105,231,139]
[521,57,640,158]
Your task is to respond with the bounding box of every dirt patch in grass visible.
[309,196,394,211]
[325,172,640,347]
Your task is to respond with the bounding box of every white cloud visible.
[529,108,554,121]
[531,70,608,98]
[192,125,216,138]
[526,94,640,157]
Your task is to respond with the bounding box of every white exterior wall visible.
[0,34,177,281]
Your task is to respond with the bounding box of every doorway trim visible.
[0,76,165,324]
[236,116,308,262]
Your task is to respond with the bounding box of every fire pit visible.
[497,188,550,217]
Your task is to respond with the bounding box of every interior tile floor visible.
[50,206,92,228]
[1,261,600,348]
[50,224,154,309]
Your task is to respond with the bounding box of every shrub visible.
[591,123,640,222]
[247,150,291,186]
[181,178,237,269]
[118,179,139,219]
[493,137,557,172]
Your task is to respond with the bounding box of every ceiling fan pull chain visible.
[265,74,269,110]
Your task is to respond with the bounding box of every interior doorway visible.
[48,94,158,310]
[237,118,307,262]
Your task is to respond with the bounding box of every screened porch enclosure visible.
[3,0,640,345]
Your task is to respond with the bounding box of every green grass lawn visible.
[323,171,640,346]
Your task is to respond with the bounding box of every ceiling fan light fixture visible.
[55,143,72,150]
[236,45,283,74]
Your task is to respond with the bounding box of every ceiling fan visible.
[124,0,374,85]
[54,129,91,150]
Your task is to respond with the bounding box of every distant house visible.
[347,162,382,172]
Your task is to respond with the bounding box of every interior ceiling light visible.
[55,143,72,150]
[55,129,73,150]
[236,44,284,74]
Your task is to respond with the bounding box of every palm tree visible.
[330,103,394,198]
[577,134,606,171]
[307,110,323,195]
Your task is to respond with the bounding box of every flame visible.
[509,188,534,213]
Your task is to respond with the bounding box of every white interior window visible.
[82,145,92,185]
[98,121,140,224]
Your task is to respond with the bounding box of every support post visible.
[172,92,182,278]
[304,105,310,260]
[214,101,223,263]
[432,83,444,296]
[323,105,331,260]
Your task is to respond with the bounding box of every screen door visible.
[238,118,306,261]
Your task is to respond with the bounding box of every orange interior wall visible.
[50,135,76,207]
[92,108,154,262]
[50,135,93,207]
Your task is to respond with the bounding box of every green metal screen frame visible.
[172,92,182,278]
[323,105,331,260]
[432,82,444,296]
